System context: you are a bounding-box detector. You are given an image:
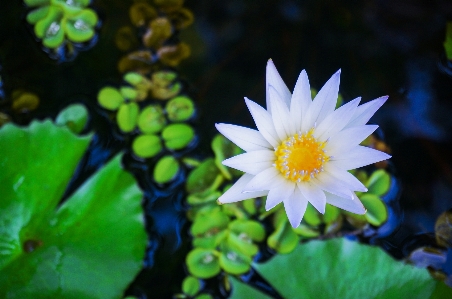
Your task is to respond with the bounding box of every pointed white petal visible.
[283,187,308,228]
[290,69,312,131]
[302,70,341,131]
[330,146,391,170]
[218,174,268,203]
[222,150,274,175]
[265,179,295,210]
[324,163,367,192]
[269,86,294,139]
[315,97,360,141]
[313,171,354,199]
[297,182,326,214]
[245,97,280,147]
[215,123,272,151]
[243,166,281,192]
[345,96,388,128]
[325,192,366,214]
[327,125,378,155]
[266,59,291,110]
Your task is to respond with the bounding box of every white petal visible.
[245,97,280,147]
[265,179,295,210]
[266,59,291,111]
[269,86,293,139]
[325,192,366,214]
[222,150,274,175]
[330,146,391,170]
[243,167,281,192]
[290,69,312,131]
[324,163,367,192]
[315,97,360,141]
[302,70,341,131]
[215,123,272,152]
[345,96,388,129]
[313,172,354,199]
[297,182,326,214]
[283,187,308,228]
[327,125,378,155]
[218,174,268,203]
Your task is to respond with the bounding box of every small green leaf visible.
[229,220,265,242]
[34,7,64,48]
[186,248,220,279]
[211,134,243,180]
[153,155,179,184]
[120,86,139,101]
[191,207,229,237]
[267,220,300,254]
[186,158,221,195]
[366,169,391,196]
[303,203,321,226]
[63,9,97,43]
[219,244,252,275]
[292,223,320,238]
[162,123,195,150]
[25,0,50,8]
[137,105,166,134]
[323,204,340,224]
[97,87,125,111]
[117,102,139,133]
[166,96,195,122]
[227,231,259,257]
[55,103,88,134]
[132,134,162,158]
[26,6,50,24]
[360,193,388,226]
[187,191,221,206]
[182,276,201,297]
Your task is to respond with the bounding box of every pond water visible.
[1,0,452,298]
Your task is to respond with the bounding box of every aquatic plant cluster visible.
[1,0,452,298]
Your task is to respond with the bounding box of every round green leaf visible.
[303,203,321,226]
[230,238,447,299]
[51,0,90,16]
[120,86,139,101]
[162,123,195,150]
[137,105,166,134]
[366,169,391,196]
[55,103,88,134]
[63,9,98,43]
[132,134,162,158]
[191,207,229,236]
[186,248,220,279]
[0,120,146,298]
[97,87,125,111]
[226,231,259,257]
[229,220,265,242]
[117,102,139,133]
[165,96,195,122]
[211,134,243,179]
[360,193,388,226]
[153,155,179,184]
[182,276,201,297]
[292,223,320,238]
[267,220,300,254]
[219,245,252,275]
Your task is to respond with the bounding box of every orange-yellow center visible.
[274,129,329,182]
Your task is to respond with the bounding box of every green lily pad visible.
[166,95,195,122]
[63,9,98,43]
[211,134,243,180]
[229,220,265,242]
[0,120,146,298]
[117,102,139,133]
[360,193,388,226]
[182,276,201,297]
[227,231,259,257]
[132,134,162,159]
[97,87,125,111]
[153,155,179,184]
[162,123,195,150]
[137,105,166,134]
[230,238,446,299]
[186,158,222,195]
[366,169,391,196]
[55,103,89,134]
[193,230,228,249]
[219,243,252,275]
[186,248,220,279]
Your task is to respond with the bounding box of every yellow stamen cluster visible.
[274,129,329,182]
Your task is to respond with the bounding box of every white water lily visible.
[215,60,391,228]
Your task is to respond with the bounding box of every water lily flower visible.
[215,60,391,228]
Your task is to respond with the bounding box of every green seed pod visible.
[132,134,162,159]
[162,123,195,150]
[153,155,179,184]
[166,96,194,122]
[137,105,166,134]
[117,102,139,133]
[97,87,125,111]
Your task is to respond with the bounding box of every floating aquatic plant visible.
[216,60,391,228]
[24,0,99,59]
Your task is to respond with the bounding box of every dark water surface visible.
[2,0,452,298]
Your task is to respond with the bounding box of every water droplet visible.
[46,22,60,37]
[74,19,89,31]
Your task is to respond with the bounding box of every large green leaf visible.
[230,238,451,299]
[0,120,146,298]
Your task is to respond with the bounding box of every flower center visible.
[274,129,329,182]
